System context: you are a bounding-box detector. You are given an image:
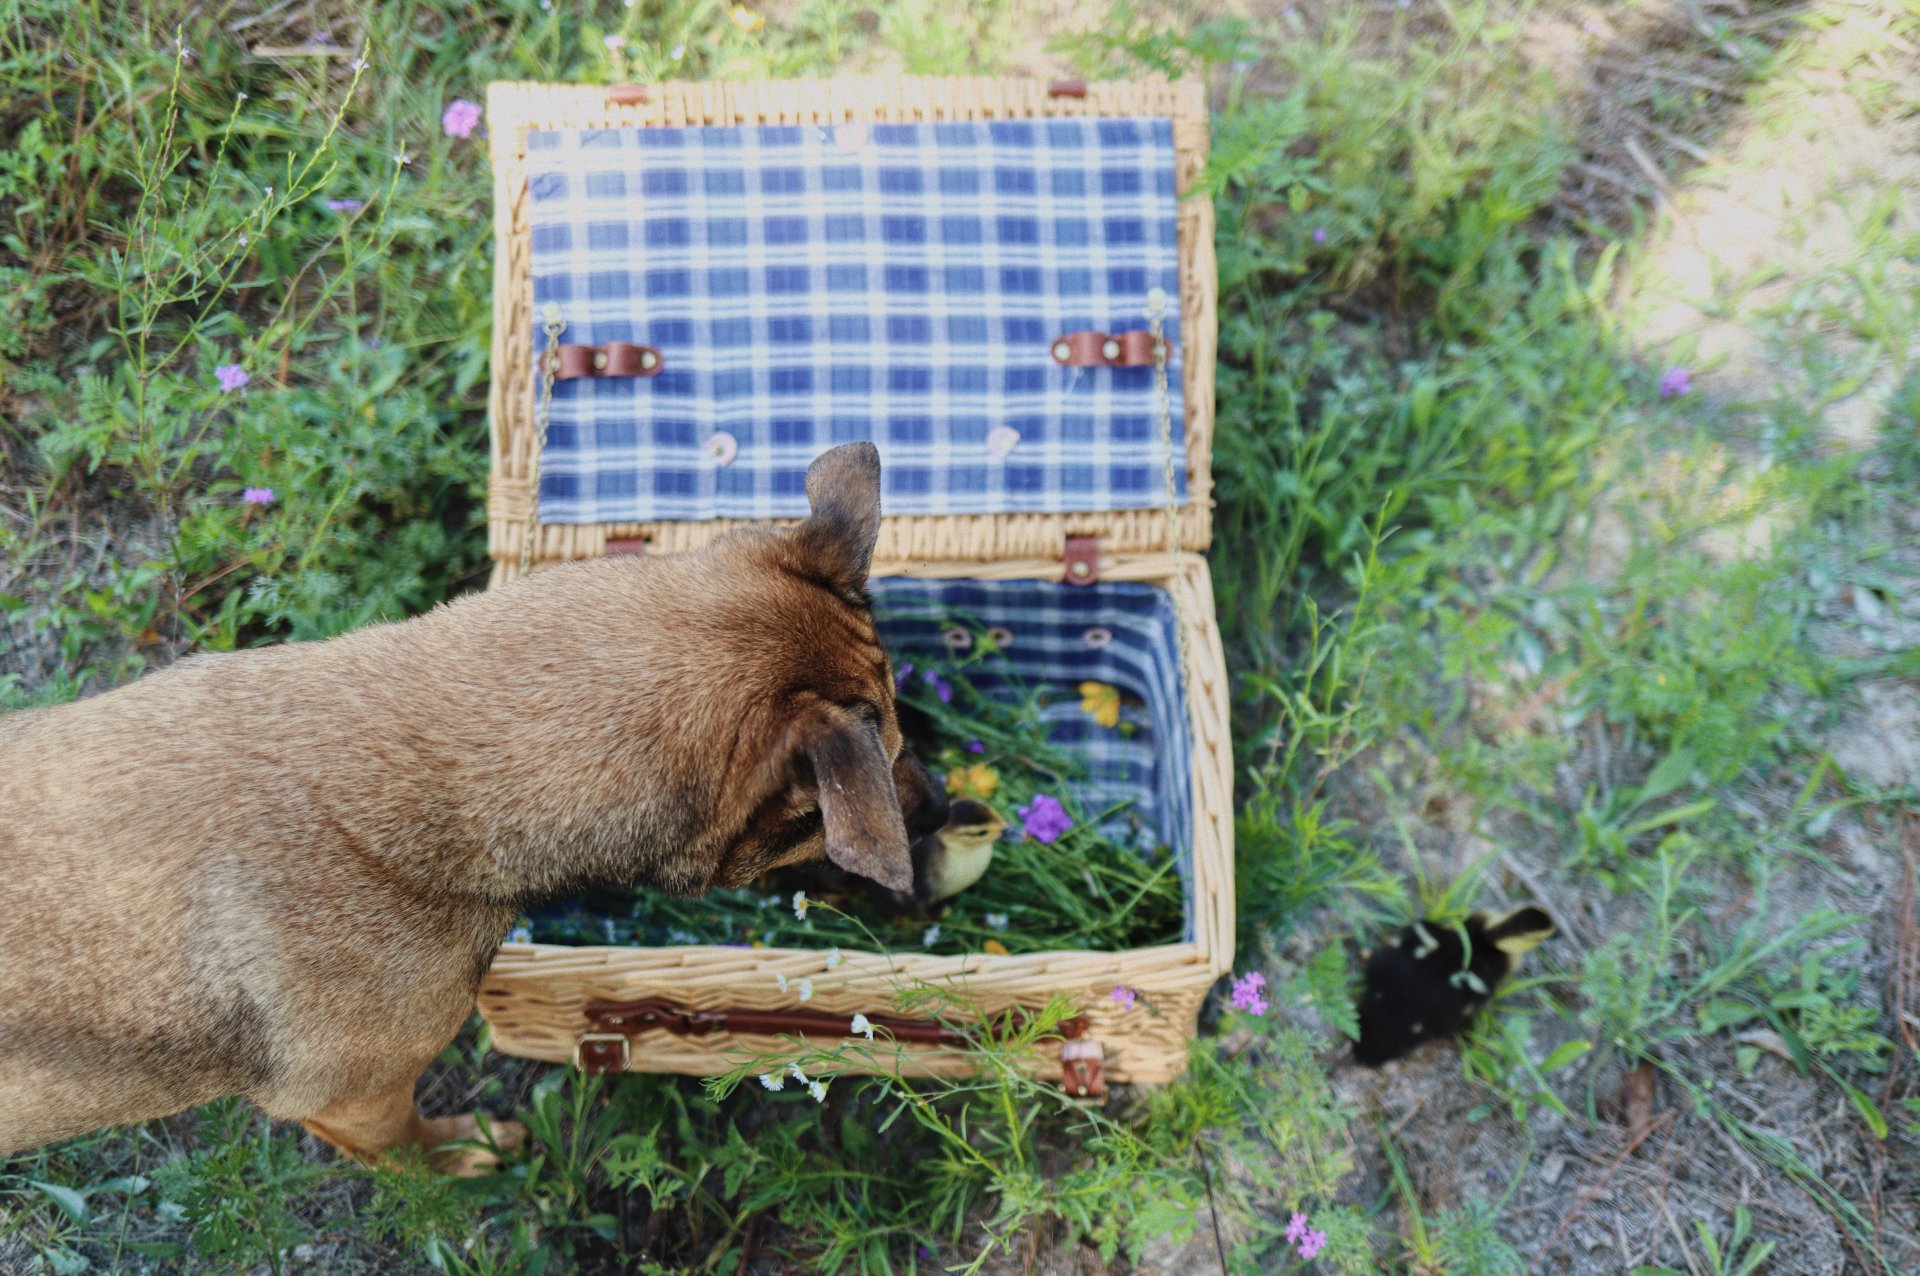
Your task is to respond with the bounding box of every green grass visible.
[4,0,1918,1271]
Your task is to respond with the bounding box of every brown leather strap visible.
[1063,536,1101,585]
[607,84,649,105]
[552,342,664,380]
[1049,79,1088,98]
[1048,330,1162,368]
[582,997,1086,1047]
[1061,1039,1106,1098]
[604,537,648,557]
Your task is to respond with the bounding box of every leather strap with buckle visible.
[574,998,1091,1077]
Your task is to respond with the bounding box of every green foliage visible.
[1573,552,1820,785]
[5,0,1912,1271]
[147,1100,330,1275]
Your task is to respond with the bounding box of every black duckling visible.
[1353,907,1553,1066]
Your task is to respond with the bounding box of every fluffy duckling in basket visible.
[894,797,1007,914]
[1353,907,1553,1067]
[776,798,1005,918]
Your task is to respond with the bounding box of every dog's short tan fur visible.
[0,443,938,1170]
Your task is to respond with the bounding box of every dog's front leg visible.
[297,1077,527,1177]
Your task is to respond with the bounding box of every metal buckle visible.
[572,1032,631,1075]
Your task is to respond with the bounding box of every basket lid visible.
[484,77,1215,569]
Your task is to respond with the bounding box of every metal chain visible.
[520,306,567,578]
[1147,286,1192,692]
[1148,287,1179,559]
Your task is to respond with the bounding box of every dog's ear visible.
[792,442,882,596]
[803,711,912,893]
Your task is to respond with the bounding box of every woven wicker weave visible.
[477,76,1229,1086]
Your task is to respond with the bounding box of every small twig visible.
[1621,137,1673,201]
[1193,1137,1231,1276]
[1569,158,1652,199]
[1629,114,1714,164]
[1544,1111,1674,1254]
[249,43,353,59]
[1596,57,1736,96]
[227,0,303,32]
[1884,813,1918,1107]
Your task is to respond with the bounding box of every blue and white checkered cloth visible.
[525,118,1186,525]
[872,577,1193,938]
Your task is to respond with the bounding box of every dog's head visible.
[687,442,945,894]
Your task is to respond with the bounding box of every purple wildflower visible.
[965,740,985,754]
[214,364,250,392]
[441,98,482,139]
[1110,986,1139,1012]
[893,660,914,693]
[603,33,628,51]
[1659,366,1692,398]
[241,487,275,506]
[1286,1213,1309,1245]
[1312,227,1328,244]
[924,670,953,704]
[1017,794,1073,844]
[1299,1228,1328,1260]
[1229,971,1269,1015]
[325,198,364,213]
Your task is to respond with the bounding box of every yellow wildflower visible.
[730,5,765,32]
[946,763,999,800]
[982,939,1010,956]
[1078,680,1121,728]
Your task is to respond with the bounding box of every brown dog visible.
[0,442,941,1171]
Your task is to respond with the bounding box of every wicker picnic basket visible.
[475,75,1229,1090]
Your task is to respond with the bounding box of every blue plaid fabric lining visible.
[872,577,1194,940]
[525,119,1186,524]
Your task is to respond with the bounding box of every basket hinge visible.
[551,342,662,380]
[1049,330,1157,367]
[1063,536,1101,585]
[574,1032,631,1075]
[1060,1039,1106,1100]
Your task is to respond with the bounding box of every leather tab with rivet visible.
[551,342,665,381]
[1063,536,1101,586]
[606,84,649,105]
[1048,330,1160,368]
[1060,1039,1106,1099]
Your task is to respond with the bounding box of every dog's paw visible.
[424,1112,528,1176]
